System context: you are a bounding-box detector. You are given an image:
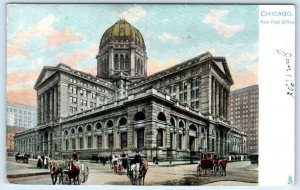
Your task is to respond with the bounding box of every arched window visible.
[114,54,119,70]
[106,120,114,128]
[134,112,146,121]
[157,112,166,122]
[78,127,83,133]
[71,128,75,134]
[119,117,127,126]
[86,125,92,132]
[96,123,102,130]
[120,55,125,70]
[64,130,68,136]
[179,120,185,128]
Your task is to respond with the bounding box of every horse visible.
[130,163,139,185]
[138,160,148,185]
[218,159,228,176]
[50,162,63,185]
[66,160,81,185]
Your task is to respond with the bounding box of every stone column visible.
[48,134,51,157]
[50,89,53,122]
[37,94,41,124]
[227,91,230,120]
[41,94,44,123]
[216,83,219,117]
[220,86,223,118]
[211,77,215,116]
[53,86,57,120]
[118,54,121,70]
[108,49,114,75]
[130,49,135,76]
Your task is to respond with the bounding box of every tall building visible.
[14,19,246,159]
[229,85,259,154]
[7,103,37,128]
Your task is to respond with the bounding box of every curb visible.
[7,172,50,178]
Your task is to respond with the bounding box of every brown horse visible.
[66,161,81,185]
[138,160,148,185]
[50,162,63,185]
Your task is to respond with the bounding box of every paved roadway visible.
[7,160,258,186]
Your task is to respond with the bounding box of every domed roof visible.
[100,19,145,50]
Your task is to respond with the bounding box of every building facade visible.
[229,85,259,154]
[7,103,37,128]
[6,125,25,155]
[14,19,246,160]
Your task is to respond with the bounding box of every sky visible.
[7,4,259,107]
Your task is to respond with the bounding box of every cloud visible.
[203,10,244,38]
[123,5,147,23]
[158,32,182,44]
[231,63,258,90]
[7,88,37,107]
[45,28,84,48]
[7,71,40,88]
[8,15,84,59]
[7,43,29,59]
[147,58,180,75]
[82,65,97,76]
[59,44,98,68]
[228,52,258,72]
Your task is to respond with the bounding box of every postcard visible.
[4,4,295,187]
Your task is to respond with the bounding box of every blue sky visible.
[7,4,259,106]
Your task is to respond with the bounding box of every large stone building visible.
[7,103,37,128]
[230,85,259,154]
[14,19,246,160]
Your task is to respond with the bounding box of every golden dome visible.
[100,19,145,50]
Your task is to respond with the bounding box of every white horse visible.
[130,163,140,185]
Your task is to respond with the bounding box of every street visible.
[7,159,258,186]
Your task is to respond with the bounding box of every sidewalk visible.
[7,159,50,178]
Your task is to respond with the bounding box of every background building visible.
[229,85,259,154]
[6,125,25,155]
[7,103,37,128]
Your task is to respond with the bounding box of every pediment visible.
[34,68,56,89]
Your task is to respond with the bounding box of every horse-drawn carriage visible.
[15,153,30,163]
[50,160,89,185]
[126,154,148,185]
[196,152,227,177]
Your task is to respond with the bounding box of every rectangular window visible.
[65,139,69,151]
[73,97,77,104]
[196,101,200,109]
[179,93,183,101]
[121,132,127,149]
[79,138,83,149]
[191,90,195,99]
[88,136,92,148]
[97,135,102,149]
[196,89,200,98]
[73,86,77,94]
[108,134,114,148]
[179,134,182,150]
[72,139,76,150]
[184,92,187,101]
[191,102,195,108]
[157,129,163,147]
[137,128,144,149]
[69,97,73,103]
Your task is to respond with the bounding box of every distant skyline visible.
[7,4,258,106]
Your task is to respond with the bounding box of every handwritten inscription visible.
[276,50,294,98]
